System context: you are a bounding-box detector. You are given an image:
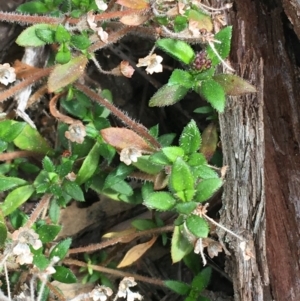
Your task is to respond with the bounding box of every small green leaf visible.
[36,225,62,243]
[48,55,88,92]
[32,251,50,270]
[1,185,35,216]
[42,156,55,173]
[50,238,72,260]
[149,84,189,107]
[187,153,207,166]
[109,180,133,196]
[76,142,101,185]
[49,199,60,224]
[168,69,194,89]
[131,219,156,231]
[103,164,134,190]
[132,155,164,175]
[193,165,218,179]
[174,15,188,32]
[149,151,171,165]
[206,26,232,66]
[13,124,53,155]
[193,106,214,114]
[71,34,91,50]
[52,266,77,283]
[195,178,222,202]
[0,120,26,142]
[144,192,176,211]
[162,147,185,162]
[164,280,190,295]
[62,180,85,201]
[198,79,226,113]
[175,202,197,215]
[213,74,257,95]
[16,24,56,47]
[191,267,212,292]
[55,24,71,43]
[171,225,193,263]
[0,176,27,192]
[169,157,195,202]
[55,48,71,64]
[179,120,201,154]
[35,28,55,44]
[156,38,195,64]
[186,215,209,238]
[0,212,7,245]
[16,1,49,14]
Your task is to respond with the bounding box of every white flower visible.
[13,243,33,265]
[0,63,16,85]
[65,121,86,144]
[117,277,143,301]
[87,11,108,43]
[120,147,142,165]
[90,285,113,301]
[136,54,163,74]
[95,0,108,11]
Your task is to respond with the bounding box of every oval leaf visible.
[199,123,218,161]
[168,69,194,88]
[36,225,62,243]
[1,185,35,216]
[195,178,222,202]
[0,212,7,245]
[16,1,49,14]
[149,84,189,107]
[16,24,56,47]
[52,266,77,283]
[198,79,226,113]
[0,176,28,192]
[186,215,209,238]
[100,127,154,152]
[62,180,85,201]
[144,192,176,211]
[116,0,150,9]
[162,146,185,162]
[156,38,195,64]
[50,238,72,260]
[48,55,88,92]
[213,74,257,96]
[179,120,201,154]
[164,280,191,295]
[117,236,157,268]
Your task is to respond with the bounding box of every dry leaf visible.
[100,127,155,153]
[202,237,223,258]
[117,236,157,268]
[120,14,150,26]
[102,228,137,243]
[116,0,149,10]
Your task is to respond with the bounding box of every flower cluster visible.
[192,50,212,71]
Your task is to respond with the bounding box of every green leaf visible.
[191,267,212,292]
[0,176,27,192]
[131,219,156,231]
[35,28,55,44]
[156,38,195,64]
[48,55,88,92]
[197,79,226,113]
[13,124,53,155]
[71,34,91,50]
[132,156,164,175]
[193,165,218,179]
[32,251,50,270]
[168,69,194,89]
[169,157,195,202]
[185,9,213,32]
[50,238,72,260]
[1,185,34,216]
[149,151,171,165]
[149,84,189,107]
[175,202,197,215]
[179,120,201,154]
[16,24,56,47]
[195,178,222,202]
[171,225,193,263]
[49,199,60,224]
[109,180,133,196]
[55,25,71,43]
[213,74,257,95]
[206,26,232,66]
[0,212,7,246]
[104,164,134,190]
[76,142,101,185]
[42,156,55,173]
[0,120,26,142]
[52,266,77,283]
[164,280,190,295]
[186,215,209,238]
[174,15,188,32]
[55,48,71,64]
[16,1,49,14]
[162,146,185,162]
[144,192,176,211]
[193,106,214,114]
[62,180,85,201]
[187,153,207,166]
[36,224,62,243]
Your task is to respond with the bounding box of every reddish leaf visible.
[100,127,155,153]
[116,0,149,9]
[199,123,218,161]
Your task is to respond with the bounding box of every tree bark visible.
[215,0,300,300]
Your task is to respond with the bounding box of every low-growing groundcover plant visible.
[0,0,256,300]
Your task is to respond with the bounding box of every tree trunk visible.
[215,0,300,300]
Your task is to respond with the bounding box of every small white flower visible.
[65,121,86,144]
[90,285,113,301]
[87,11,108,43]
[117,277,143,301]
[11,227,43,250]
[136,54,163,74]
[95,0,108,11]
[0,63,16,85]
[13,243,33,265]
[120,147,142,165]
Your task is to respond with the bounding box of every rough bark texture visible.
[215,0,300,300]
